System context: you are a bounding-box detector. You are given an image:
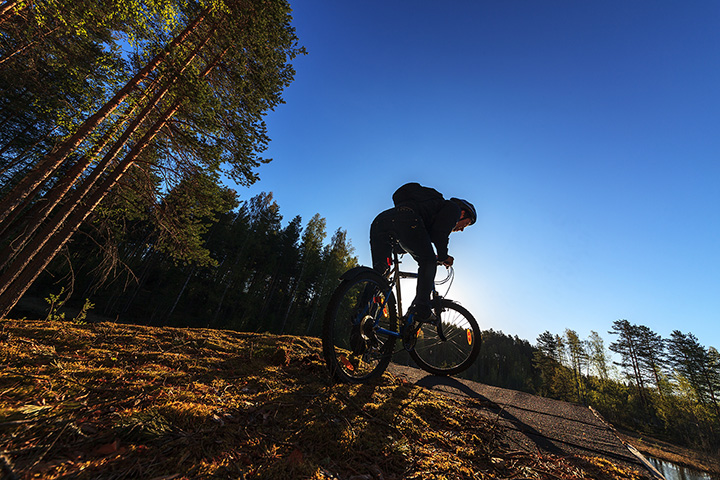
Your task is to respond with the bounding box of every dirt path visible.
[387,364,665,479]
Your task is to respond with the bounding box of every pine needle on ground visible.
[0,319,653,479]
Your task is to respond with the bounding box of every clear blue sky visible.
[237,1,720,349]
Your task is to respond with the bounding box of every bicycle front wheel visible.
[322,272,398,383]
[410,299,481,376]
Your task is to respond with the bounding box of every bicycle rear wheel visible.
[410,299,481,376]
[322,271,398,383]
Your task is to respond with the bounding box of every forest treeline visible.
[469,323,720,457]
[23,191,359,335]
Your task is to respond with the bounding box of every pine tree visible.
[533,331,566,398]
[565,329,589,403]
[609,319,648,406]
[667,330,720,418]
[0,0,304,318]
[588,330,611,381]
[635,325,667,396]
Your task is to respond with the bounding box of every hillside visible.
[1,319,655,479]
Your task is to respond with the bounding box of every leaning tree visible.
[0,0,304,318]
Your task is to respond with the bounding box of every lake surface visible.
[646,455,718,480]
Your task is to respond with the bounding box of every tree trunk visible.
[306,255,332,336]
[702,369,720,418]
[0,125,59,179]
[165,267,195,325]
[258,269,279,324]
[0,10,208,227]
[629,345,648,406]
[116,250,156,316]
[0,11,217,248]
[0,86,169,277]
[210,230,249,328]
[0,46,227,319]
[0,99,182,317]
[0,0,20,25]
[0,123,31,158]
[0,107,133,251]
[280,258,306,334]
[0,25,62,66]
[0,19,217,274]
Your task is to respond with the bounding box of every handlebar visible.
[397,265,453,285]
[392,251,455,293]
[435,265,454,286]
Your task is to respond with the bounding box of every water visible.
[646,455,718,480]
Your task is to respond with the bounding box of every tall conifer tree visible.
[0,0,304,318]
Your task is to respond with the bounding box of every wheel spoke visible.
[410,300,481,375]
[323,273,397,383]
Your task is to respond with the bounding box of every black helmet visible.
[451,198,477,225]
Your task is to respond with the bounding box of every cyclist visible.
[370,182,476,324]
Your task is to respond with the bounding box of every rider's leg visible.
[405,250,436,321]
[390,209,436,321]
[370,209,396,275]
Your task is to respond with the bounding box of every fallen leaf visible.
[94,440,121,456]
[288,448,303,465]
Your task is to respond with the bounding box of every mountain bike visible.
[322,248,481,383]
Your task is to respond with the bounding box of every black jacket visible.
[393,183,461,260]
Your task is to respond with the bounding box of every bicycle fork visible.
[431,290,447,342]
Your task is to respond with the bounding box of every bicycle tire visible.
[409,299,481,376]
[322,271,398,383]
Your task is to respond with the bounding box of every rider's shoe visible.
[403,319,421,351]
[403,304,438,351]
[413,305,437,324]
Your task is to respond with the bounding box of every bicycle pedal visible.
[402,321,421,351]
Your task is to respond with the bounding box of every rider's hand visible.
[439,255,454,267]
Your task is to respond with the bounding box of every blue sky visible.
[237,1,720,349]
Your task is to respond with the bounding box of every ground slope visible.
[1,320,655,479]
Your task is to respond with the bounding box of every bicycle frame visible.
[373,250,421,339]
[324,248,478,382]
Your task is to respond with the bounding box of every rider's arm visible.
[437,255,454,267]
[429,201,461,262]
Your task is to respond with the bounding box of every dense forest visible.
[22,191,358,336]
[2,0,719,463]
